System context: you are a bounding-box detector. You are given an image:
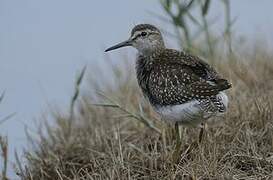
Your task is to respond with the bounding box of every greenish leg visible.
[198,123,205,143]
[175,122,181,146]
[172,122,182,163]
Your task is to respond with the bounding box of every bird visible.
[105,24,231,160]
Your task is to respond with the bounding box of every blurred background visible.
[0,0,273,178]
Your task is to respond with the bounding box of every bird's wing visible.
[160,49,220,81]
[147,50,231,106]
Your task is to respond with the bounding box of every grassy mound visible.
[19,47,273,179]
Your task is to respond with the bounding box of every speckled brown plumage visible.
[136,49,231,112]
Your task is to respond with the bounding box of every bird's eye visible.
[141,32,147,37]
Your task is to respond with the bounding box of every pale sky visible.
[0,0,273,177]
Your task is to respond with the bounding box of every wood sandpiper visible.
[105,24,231,161]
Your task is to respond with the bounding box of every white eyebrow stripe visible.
[131,29,158,39]
[131,32,141,40]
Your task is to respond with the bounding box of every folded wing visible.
[147,49,231,106]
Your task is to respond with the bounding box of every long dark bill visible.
[105,40,132,52]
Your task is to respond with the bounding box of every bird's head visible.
[105,24,165,55]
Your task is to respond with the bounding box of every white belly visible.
[154,92,229,127]
[155,100,205,126]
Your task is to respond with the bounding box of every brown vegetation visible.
[19,46,273,179]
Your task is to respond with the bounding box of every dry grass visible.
[0,92,12,180]
[17,45,273,180]
[0,136,8,180]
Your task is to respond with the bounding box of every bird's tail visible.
[215,79,232,91]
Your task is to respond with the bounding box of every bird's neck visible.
[137,40,165,57]
[137,47,164,58]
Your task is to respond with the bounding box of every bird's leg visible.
[175,122,181,146]
[198,123,205,143]
[172,122,182,163]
